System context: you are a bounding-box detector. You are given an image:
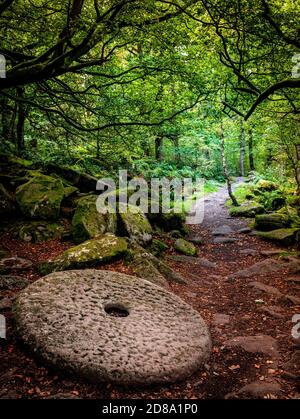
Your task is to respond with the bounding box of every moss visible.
[148,239,169,256]
[16,174,64,220]
[40,233,128,273]
[254,213,290,231]
[64,185,79,198]
[72,195,117,243]
[119,204,152,245]
[18,221,68,243]
[0,183,15,216]
[229,202,264,217]
[255,179,279,191]
[174,238,197,256]
[256,228,300,245]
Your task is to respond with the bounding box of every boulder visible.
[148,239,168,256]
[0,183,15,216]
[13,269,211,385]
[256,228,300,246]
[39,233,127,274]
[229,203,264,218]
[148,210,186,233]
[174,238,197,256]
[45,163,99,192]
[18,221,68,243]
[255,179,279,191]
[119,205,152,245]
[16,174,64,220]
[254,213,289,231]
[72,195,117,243]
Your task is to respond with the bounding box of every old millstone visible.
[13,270,211,385]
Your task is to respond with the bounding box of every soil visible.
[0,183,299,399]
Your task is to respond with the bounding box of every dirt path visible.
[0,183,299,399]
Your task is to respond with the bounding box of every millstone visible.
[13,269,211,385]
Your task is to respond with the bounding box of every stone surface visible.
[212,225,234,236]
[254,213,289,231]
[224,335,279,358]
[213,237,237,244]
[174,239,197,256]
[258,305,285,319]
[16,174,64,220]
[39,233,127,274]
[256,228,300,246]
[226,380,281,399]
[229,259,285,280]
[237,227,252,234]
[239,249,259,256]
[248,281,282,297]
[170,255,216,269]
[229,203,264,218]
[0,275,29,290]
[0,257,33,274]
[18,221,67,243]
[212,313,230,326]
[119,205,152,245]
[13,269,211,385]
[187,236,204,245]
[72,195,117,243]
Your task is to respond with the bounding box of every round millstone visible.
[13,269,211,385]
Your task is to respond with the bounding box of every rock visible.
[0,297,14,310]
[45,163,99,192]
[16,174,64,220]
[229,203,264,218]
[212,313,230,326]
[283,351,300,379]
[260,249,286,257]
[213,237,237,244]
[187,236,204,245]
[40,233,127,274]
[254,213,289,231]
[18,221,68,243]
[258,305,285,319]
[239,249,259,256]
[13,269,211,385]
[148,211,186,233]
[224,335,279,358]
[0,275,29,290]
[170,255,217,269]
[174,238,197,256]
[286,276,300,284]
[148,239,168,256]
[119,205,152,245]
[212,225,234,236]
[256,228,300,246]
[0,257,33,274]
[226,380,281,399]
[229,259,286,280]
[256,179,279,191]
[169,230,183,238]
[248,281,282,297]
[0,183,15,216]
[130,255,168,288]
[238,227,252,234]
[72,195,117,243]
[63,185,79,198]
[281,294,300,305]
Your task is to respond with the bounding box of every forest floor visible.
[0,183,299,399]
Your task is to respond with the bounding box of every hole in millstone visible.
[104,303,129,317]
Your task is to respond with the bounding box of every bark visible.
[155,136,163,161]
[16,87,26,153]
[239,119,245,176]
[248,127,255,171]
[220,123,239,206]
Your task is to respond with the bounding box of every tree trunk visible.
[172,135,180,164]
[248,127,255,171]
[239,119,245,176]
[155,136,163,161]
[220,123,239,206]
[16,87,26,154]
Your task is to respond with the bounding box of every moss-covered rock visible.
[148,239,168,256]
[254,213,290,231]
[229,202,264,218]
[16,174,64,220]
[174,238,197,256]
[45,163,98,192]
[147,210,186,233]
[119,204,152,245]
[39,233,127,274]
[255,179,279,191]
[72,195,117,243]
[0,183,15,216]
[18,221,68,243]
[256,228,300,246]
[64,185,79,198]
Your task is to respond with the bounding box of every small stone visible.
[238,227,252,234]
[258,306,285,319]
[213,237,237,244]
[174,239,197,256]
[248,281,282,297]
[226,380,281,398]
[224,335,279,358]
[282,351,300,378]
[239,249,259,256]
[212,225,234,236]
[281,294,300,305]
[0,257,33,274]
[212,313,230,326]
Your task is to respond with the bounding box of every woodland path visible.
[0,182,299,399]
